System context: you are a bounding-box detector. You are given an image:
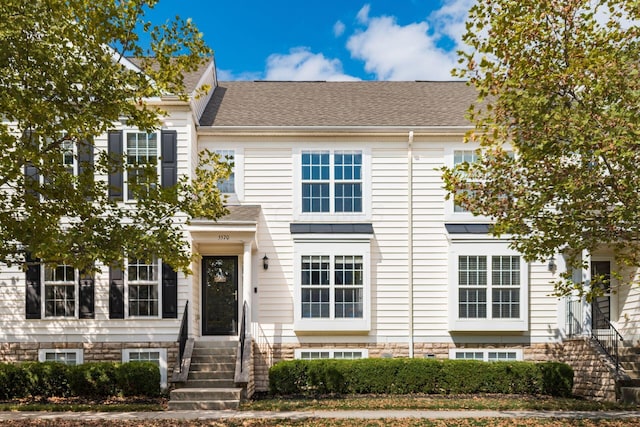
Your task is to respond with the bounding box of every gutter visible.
[196,125,471,137]
[408,130,415,358]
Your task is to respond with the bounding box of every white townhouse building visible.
[1,57,638,405]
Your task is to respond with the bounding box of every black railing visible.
[239,301,248,373]
[565,297,623,371]
[591,302,624,371]
[177,300,189,372]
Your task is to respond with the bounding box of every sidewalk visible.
[0,409,638,421]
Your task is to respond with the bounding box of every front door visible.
[591,260,611,329]
[202,256,238,335]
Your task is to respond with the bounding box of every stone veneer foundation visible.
[0,341,178,368]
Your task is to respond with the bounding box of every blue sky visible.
[143,0,474,81]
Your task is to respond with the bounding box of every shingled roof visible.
[199,81,477,128]
[126,57,213,94]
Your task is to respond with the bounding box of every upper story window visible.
[215,149,235,193]
[449,241,528,332]
[126,132,159,200]
[127,257,160,317]
[301,150,362,213]
[60,137,76,174]
[453,150,477,213]
[43,264,76,318]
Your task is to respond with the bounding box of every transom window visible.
[44,264,75,317]
[127,258,159,317]
[301,150,362,213]
[301,255,363,319]
[126,132,158,199]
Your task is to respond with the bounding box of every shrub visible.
[268,358,574,397]
[0,363,29,399]
[117,362,161,397]
[21,361,71,398]
[68,362,118,398]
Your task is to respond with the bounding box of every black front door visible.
[202,256,238,335]
[591,260,611,329]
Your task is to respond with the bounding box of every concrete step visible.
[194,340,238,348]
[168,399,239,410]
[170,387,241,401]
[188,370,235,380]
[184,379,236,388]
[620,387,640,405]
[191,355,236,364]
[192,345,237,354]
[189,362,235,373]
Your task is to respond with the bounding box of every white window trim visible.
[42,264,79,319]
[448,348,523,362]
[448,241,529,332]
[124,131,161,202]
[293,147,371,221]
[295,348,369,359]
[125,257,162,319]
[38,348,83,365]
[293,239,371,332]
[122,348,167,389]
[443,144,492,223]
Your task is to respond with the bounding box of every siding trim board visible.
[290,223,374,234]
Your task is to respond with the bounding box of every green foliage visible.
[443,0,640,298]
[0,1,227,274]
[268,359,573,397]
[68,362,119,398]
[21,362,71,398]
[0,363,29,399]
[117,362,161,397]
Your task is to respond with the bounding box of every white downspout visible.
[408,130,414,358]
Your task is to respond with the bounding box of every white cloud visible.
[428,0,475,50]
[264,47,360,81]
[346,4,464,81]
[333,20,346,38]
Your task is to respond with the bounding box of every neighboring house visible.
[1,57,638,401]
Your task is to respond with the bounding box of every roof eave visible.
[196,125,473,137]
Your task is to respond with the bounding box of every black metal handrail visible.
[177,300,189,373]
[239,301,248,373]
[591,302,624,371]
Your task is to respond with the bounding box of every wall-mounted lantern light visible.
[548,257,557,273]
[263,254,269,270]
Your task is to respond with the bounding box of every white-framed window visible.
[125,132,159,200]
[449,241,528,331]
[294,148,370,220]
[39,349,83,365]
[444,145,488,222]
[215,149,235,193]
[60,137,77,175]
[122,348,167,389]
[43,264,77,318]
[126,257,160,318]
[295,349,368,360]
[449,348,523,362]
[294,240,371,332]
[452,150,477,213]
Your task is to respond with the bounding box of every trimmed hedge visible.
[269,358,573,397]
[0,361,161,400]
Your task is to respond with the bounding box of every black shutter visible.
[25,256,41,319]
[79,272,95,319]
[162,262,178,319]
[108,131,123,201]
[161,130,177,188]
[23,130,39,199]
[109,266,125,319]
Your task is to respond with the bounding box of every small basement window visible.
[449,349,522,362]
[38,349,83,365]
[295,349,368,360]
